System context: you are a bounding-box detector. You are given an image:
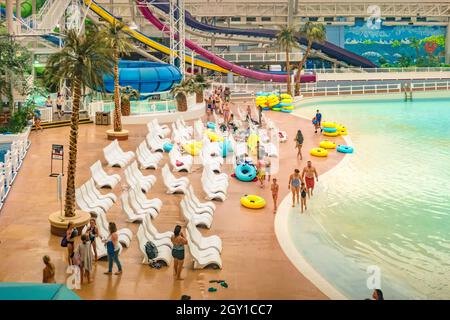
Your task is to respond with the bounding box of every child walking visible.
[271,178,279,213]
[300,182,308,213]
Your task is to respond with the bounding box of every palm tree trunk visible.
[294,41,312,96]
[196,91,203,103]
[285,47,292,95]
[176,94,187,112]
[113,48,122,132]
[64,78,81,218]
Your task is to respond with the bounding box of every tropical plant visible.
[170,78,196,112]
[100,21,134,132]
[397,55,413,68]
[44,29,113,218]
[0,34,31,110]
[119,86,140,116]
[191,74,211,103]
[294,22,326,96]
[275,26,299,95]
[409,37,421,60]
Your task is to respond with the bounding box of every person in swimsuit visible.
[206,96,213,121]
[45,95,53,109]
[300,182,308,213]
[103,222,122,275]
[56,93,64,120]
[76,234,93,284]
[271,178,279,213]
[265,157,272,182]
[256,159,266,188]
[288,169,302,207]
[87,218,98,261]
[302,160,318,198]
[66,222,78,265]
[42,255,56,283]
[171,225,187,280]
[223,102,231,123]
[295,129,304,159]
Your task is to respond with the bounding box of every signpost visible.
[50,144,64,177]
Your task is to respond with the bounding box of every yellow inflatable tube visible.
[322,121,337,128]
[323,131,340,137]
[247,133,260,152]
[310,147,328,157]
[319,140,336,149]
[241,195,266,209]
[183,142,203,156]
[280,93,292,99]
[206,131,224,142]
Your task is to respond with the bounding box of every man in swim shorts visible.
[302,161,318,198]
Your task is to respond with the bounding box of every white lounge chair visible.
[75,188,105,217]
[161,164,189,194]
[180,199,212,229]
[120,192,144,223]
[90,160,121,189]
[186,185,216,211]
[168,147,193,173]
[142,215,174,240]
[85,178,117,203]
[137,225,172,266]
[128,187,159,219]
[187,221,222,253]
[186,233,222,269]
[136,141,162,169]
[146,132,171,152]
[103,140,134,167]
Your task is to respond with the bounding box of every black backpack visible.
[145,241,158,260]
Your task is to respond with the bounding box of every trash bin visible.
[95,112,103,125]
[102,112,111,125]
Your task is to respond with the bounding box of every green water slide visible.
[0,0,46,18]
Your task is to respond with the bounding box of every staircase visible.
[29,0,72,33]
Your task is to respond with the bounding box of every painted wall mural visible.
[341,22,446,67]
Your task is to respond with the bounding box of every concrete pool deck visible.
[0,101,346,299]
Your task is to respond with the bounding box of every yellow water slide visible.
[84,0,228,74]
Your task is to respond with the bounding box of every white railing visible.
[215,52,303,63]
[35,107,53,123]
[306,67,450,74]
[212,80,450,97]
[87,96,198,117]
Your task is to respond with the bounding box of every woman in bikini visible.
[288,169,301,207]
[171,225,188,280]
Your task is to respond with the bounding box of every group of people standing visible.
[205,86,232,122]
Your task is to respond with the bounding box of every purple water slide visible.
[149,0,376,68]
[136,0,316,83]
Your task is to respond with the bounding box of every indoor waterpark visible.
[0,0,449,309]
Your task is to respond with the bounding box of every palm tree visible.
[276,26,298,95]
[45,29,113,217]
[171,78,195,112]
[120,86,140,116]
[192,74,211,103]
[409,37,421,62]
[294,22,326,96]
[100,21,134,132]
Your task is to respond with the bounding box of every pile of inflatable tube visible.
[321,122,348,137]
[220,140,233,157]
[241,194,266,209]
[255,92,293,113]
[235,163,257,182]
[309,121,354,157]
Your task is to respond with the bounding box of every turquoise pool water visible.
[290,94,450,299]
[102,101,177,113]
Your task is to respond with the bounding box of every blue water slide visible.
[149,0,376,68]
[103,60,182,93]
